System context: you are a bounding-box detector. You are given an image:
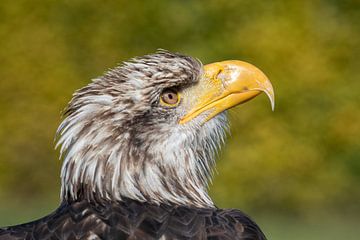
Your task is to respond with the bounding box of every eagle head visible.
[56,50,274,207]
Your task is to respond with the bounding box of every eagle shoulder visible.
[211,208,267,240]
[162,206,266,240]
[0,201,266,240]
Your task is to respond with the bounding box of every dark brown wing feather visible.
[0,199,266,240]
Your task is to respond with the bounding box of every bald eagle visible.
[0,50,274,240]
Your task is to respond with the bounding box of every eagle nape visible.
[0,50,274,240]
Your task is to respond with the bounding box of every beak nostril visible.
[216,69,228,89]
[216,69,224,80]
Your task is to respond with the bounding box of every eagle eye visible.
[160,88,180,107]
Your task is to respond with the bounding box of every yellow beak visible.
[179,60,275,124]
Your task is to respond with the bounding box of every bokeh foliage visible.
[0,0,359,237]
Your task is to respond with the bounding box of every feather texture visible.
[0,198,266,240]
[55,50,227,207]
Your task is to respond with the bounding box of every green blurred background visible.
[0,0,359,239]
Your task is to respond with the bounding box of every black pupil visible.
[168,93,174,99]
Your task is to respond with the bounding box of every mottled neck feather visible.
[56,94,228,207]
